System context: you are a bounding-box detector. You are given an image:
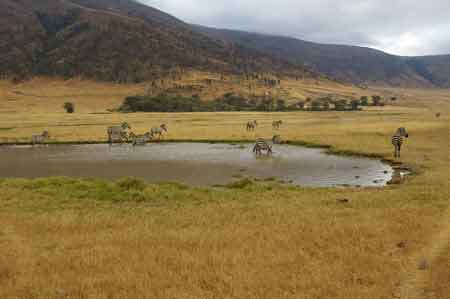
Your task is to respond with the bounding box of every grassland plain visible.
[0,78,449,298]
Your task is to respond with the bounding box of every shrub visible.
[63,102,75,113]
[360,96,369,106]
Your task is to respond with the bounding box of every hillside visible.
[194,25,450,88]
[0,0,310,83]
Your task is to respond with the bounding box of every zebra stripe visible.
[31,131,49,145]
[253,138,273,155]
[246,120,258,131]
[107,122,130,144]
[150,124,168,139]
[130,132,152,146]
[392,127,409,158]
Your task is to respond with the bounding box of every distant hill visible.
[193,25,450,88]
[0,0,310,83]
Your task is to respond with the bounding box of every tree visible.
[335,100,347,111]
[350,100,360,111]
[360,96,369,106]
[63,102,75,113]
[311,101,322,111]
[372,95,382,106]
[276,99,286,111]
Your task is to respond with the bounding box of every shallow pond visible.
[0,143,393,187]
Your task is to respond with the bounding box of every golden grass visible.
[0,72,372,115]
[0,78,449,298]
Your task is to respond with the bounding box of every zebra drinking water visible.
[31,131,50,146]
[392,127,409,158]
[253,138,273,155]
[246,120,258,131]
[107,122,130,145]
[130,132,152,146]
[150,124,167,139]
[272,120,283,129]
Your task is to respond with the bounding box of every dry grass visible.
[0,72,369,115]
[0,78,449,298]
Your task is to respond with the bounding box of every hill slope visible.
[194,26,450,88]
[0,0,309,83]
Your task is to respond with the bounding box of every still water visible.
[0,143,393,187]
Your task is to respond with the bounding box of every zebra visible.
[150,124,167,139]
[107,122,130,145]
[129,132,152,146]
[246,120,258,131]
[31,131,50,146]
[272,135,282,144]
[392,127,409,158]
[272,120,283,130]
[253,138,273,155]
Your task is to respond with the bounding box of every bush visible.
[63,102,75,113]
[116,177,147,191]
[360,96,369,106]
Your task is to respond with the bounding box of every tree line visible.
[118,94,387,113]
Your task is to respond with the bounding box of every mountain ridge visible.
[0,0,310,83]
[2,0,450,88]
[192,25,450,88]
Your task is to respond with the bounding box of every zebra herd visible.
[29,118,411,159]
[107,122,168,146]
[246,120,283,131]
[246,119,412,159]
[246,120,284,155]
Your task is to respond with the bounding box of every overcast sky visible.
[143,0,450,56]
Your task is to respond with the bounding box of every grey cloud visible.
[143,0,450,56]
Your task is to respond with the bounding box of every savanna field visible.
[0,77,449,298]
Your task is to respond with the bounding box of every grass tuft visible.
[116,177,147,191]
[225,178,254,189]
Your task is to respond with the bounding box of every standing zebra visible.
[392,127,409,158]
[272,120,283,130]
[31,131,50,146]
[130,132,152,146]
[246,120,258,131]
[151,124,167,139]
[107,122,130,145]
[253,138,273,155]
